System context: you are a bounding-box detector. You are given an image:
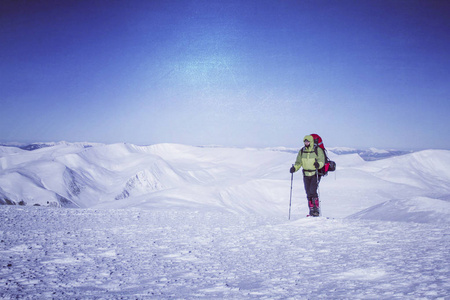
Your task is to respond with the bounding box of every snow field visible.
[1,142,450,298]
[1,206,448,299]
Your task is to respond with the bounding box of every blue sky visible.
[1,0,449,150]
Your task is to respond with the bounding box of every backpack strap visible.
[301,146,316,154]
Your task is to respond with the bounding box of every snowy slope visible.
[1,142,449,222]
[0,143,449,298]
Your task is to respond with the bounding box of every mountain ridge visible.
[1,142,449,224]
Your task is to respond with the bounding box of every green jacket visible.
[293,135,325,177]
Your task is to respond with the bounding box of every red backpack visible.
[310,133,336,176]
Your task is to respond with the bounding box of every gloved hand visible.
[290,166,296,173]
[314,161,320,169]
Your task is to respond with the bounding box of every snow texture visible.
[0,143,449,299]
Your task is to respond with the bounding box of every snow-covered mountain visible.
[328,146,414,161]
[0,141,102,151]
[1,142,449,298]
[244,145,414,161]
[1,142,449,222]
[0,143,450,299]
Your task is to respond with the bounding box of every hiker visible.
[290,135,325,216]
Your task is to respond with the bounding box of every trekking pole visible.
[315,159,321,216]
[315,158,320,195]
[316,169,321,217]
[289,164,294,220]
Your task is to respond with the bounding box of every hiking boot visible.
[312,208,320,217]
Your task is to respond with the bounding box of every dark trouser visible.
[303,175,319,198]
[304,174,320,215]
